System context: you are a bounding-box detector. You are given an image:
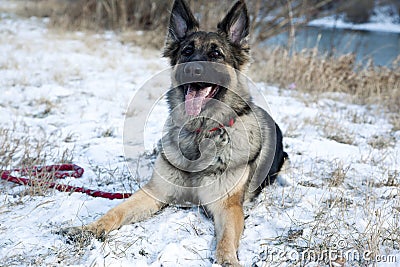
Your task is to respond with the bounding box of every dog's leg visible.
[207,191,244,267]
[60,184,165,240]
[60,156,182,241]
[85,185,164,238]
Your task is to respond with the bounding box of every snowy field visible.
[1,8,400,267]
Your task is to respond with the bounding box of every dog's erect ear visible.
[217,1,249,45]
[168,0,199,42]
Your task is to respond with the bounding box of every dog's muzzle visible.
[183,62,204,77]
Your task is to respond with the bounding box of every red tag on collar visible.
[195,118,235,133]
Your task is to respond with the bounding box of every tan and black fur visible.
[60,1,287,266]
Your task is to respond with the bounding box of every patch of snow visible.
[309,5,400,33]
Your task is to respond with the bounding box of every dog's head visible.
[164,0,250,69]
[164,0,251,118]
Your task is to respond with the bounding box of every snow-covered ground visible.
[1,9,400,267]
[309,5,400,33]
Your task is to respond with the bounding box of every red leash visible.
[0,164,132,200]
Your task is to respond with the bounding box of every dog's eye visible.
[182,46,194,57]
[209,50,223,59]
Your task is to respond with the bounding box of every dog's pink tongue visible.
[185,86,211,116]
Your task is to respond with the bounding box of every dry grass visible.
[261,99,399,265]
[12,0,334,46]
[0,124,73,197]
[390,114,400,131]
[13,0,170,31]
[328,160,350,187]
[259,153,400,266]
[249,48,400,114]
[318,115,356,145]
[368,134,396,149]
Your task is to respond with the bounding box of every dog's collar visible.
[194,118,235,134]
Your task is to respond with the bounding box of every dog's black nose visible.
[183,62,204,77]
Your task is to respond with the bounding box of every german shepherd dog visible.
[61,0,287,266]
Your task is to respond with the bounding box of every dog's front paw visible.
[216,251,242,267]
[217,260,243,267]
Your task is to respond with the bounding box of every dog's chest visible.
[179,127,230,161]
[159,114,262,183]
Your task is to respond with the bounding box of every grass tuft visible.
[249,48,400,115]
[0,124,74,197]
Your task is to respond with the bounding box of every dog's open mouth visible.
[184,83,219,116]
